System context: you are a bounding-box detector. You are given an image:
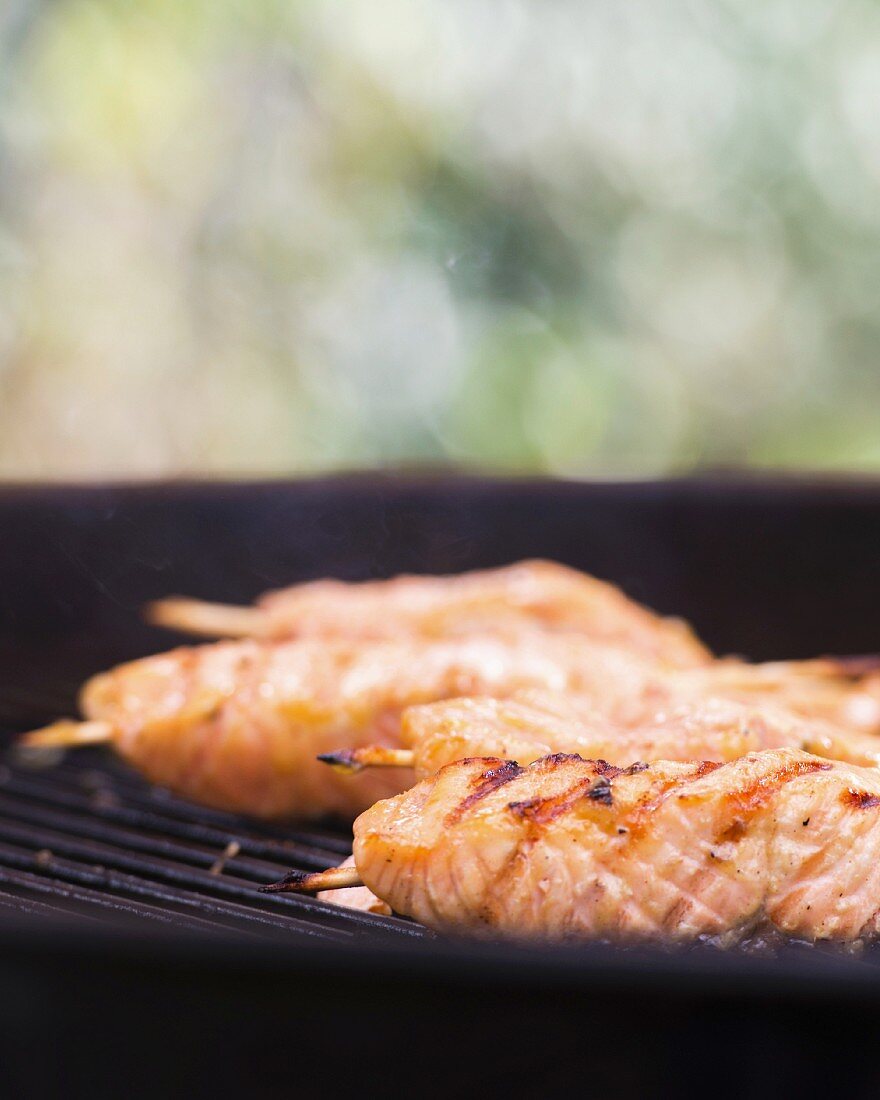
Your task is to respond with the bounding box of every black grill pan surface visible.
[3,474,880,1097]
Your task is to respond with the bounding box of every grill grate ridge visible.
[0,714,426,945]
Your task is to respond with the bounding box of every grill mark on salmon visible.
[843,789,880,809]
[508,772,607,822]
[445,759,525,824]
[622,760,724,837]
[715,757,832,819]
[507,760,650,823]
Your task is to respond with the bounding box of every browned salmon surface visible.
[354,748,880,941]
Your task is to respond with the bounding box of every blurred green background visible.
[1,0,879,479]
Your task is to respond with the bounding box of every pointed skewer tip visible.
[259,869,312,894]
[260,865,364,894]
[316,746,415,773]
[316,749,364,774]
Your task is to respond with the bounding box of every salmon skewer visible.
[148,559,880,730]
[21,622,880,820]
[146,560,711,668]
[271,747,880,943]
[20,634,660,820]
[317,691,880,919]
[147,563,880,726]
[321,690,880,779]
[147,559,880,732]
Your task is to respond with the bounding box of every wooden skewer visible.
[19,720,115,750]
[260,864,363,894]
[316,746,416,774]
[145,598,267,639]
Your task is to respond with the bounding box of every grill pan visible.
[3,474,880,1097]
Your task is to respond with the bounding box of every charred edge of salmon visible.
[587,777,614,805]
[842,788,880,809]
[528,756,649,779]
[535,752,592,768]
[690,760,724,779]
[590,759,651,779]
[444,760,525,825]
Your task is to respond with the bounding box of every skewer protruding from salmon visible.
[324,690,880,779]
[148,560,880,731]
[146,560,711,668]
[278,748,880,943]
[20,634,661,820]
[22,622,880,820]
[316,854,392,915]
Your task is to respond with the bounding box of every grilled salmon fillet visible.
[50,634,658,819]
[353,748,880,941]
[26,619,880,819]
[399,692,880,777]
[147,560,710,668]
[148,560,880,732]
